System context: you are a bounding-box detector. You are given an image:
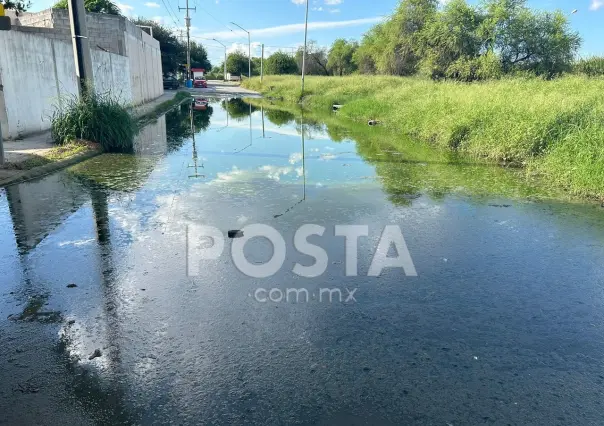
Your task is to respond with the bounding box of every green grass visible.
[243,75,604,199]
[51,90,138,153]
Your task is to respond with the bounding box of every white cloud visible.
[590,0,604,10]
[325,0,342,4]
[312,6,323,11]
[116,2,134,15]
[196,17,384,41]
[291,0,306,4]
[329,8,340,13]
[144,2,160,7]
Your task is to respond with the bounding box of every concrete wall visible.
[0,31,134,139]
[125,32,163,104]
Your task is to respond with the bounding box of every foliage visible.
[265,52,299,75]
[351,0,580,81]
[574,56,604,77]
[51,90,137,153]
[327,39,358,76]
[132,18,211,75]
[295,41,329,75]
[133,19,182,74]
[226,52,250,76]
[53,0,120,14]
[222,98,258,120]
[243,75,604,198]
[2,0,31,13]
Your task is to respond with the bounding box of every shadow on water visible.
[1,98,604,424]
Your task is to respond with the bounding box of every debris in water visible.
[68,319,76,325]
[66,283,78,288]
[89,349,102,360]
[228,230,244,238]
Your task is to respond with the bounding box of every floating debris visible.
[88,349,102,360]
[66,283,78,288]
[228,230,244,238]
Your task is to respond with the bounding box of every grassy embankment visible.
[243,75,604,199]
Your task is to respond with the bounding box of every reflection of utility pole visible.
[68,0,94,95]
[179,0,196,81]
[273,115,306,218]
[188,104,204,178]
[233,103,253,153]
[261,106,265,138]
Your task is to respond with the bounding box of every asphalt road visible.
[186,80,261,98]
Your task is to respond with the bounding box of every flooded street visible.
[2,98,604,425]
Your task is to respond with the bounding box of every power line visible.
[160,0,181,27]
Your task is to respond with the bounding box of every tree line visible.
[225,0,584,81]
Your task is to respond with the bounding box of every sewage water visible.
[1,99,604,425]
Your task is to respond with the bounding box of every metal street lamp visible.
[212,38,228,81]
[230,22,251,79]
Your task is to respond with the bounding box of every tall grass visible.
[574,57,604,77]
[51,91,138,153]
[243,75,604,198]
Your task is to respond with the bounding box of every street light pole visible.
[230,22,251,79]
[301,0,309,95]
[213,38,227,81]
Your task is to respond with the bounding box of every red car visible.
[193,77,207,88]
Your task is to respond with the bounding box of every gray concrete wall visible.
[0,30,132,139]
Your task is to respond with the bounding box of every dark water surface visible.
[1,99,604,425]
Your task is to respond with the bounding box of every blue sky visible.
[31,0,604,67]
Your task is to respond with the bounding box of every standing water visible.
[1,98,604,425]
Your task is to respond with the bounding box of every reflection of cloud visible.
[58,238,95,247]
[259,165,294,181]
[320,153,336,161]
[289,152,303,164]
[214,166,245,183]
[324,146,335,150]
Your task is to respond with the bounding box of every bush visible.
[51,90,138,153]
[574,57,604,77]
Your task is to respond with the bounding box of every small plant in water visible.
[51,90,138,153]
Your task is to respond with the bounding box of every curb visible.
[0,149,102,188]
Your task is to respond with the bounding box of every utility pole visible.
[213,39,227,81]
[68,0,94,95]
[261,44,264,83]
[301,0,309,94]
[179,1,196,82]
[230,22,251,79]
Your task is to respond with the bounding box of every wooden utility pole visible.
[179,1,196,81]
[68,0,94,95]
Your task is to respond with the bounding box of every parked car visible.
[163,76,179,90]
[193,77,207,88]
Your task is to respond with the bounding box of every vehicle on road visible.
[163,76,179,90]
[193,77,207,88]
[227,73,241,82]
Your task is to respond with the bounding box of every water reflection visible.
[2,98,604,424]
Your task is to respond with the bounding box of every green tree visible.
[226,52,249,76]
[295,41,329,75]
[54,0,121,14]
[327,39,358,76]
[2,0,31,14]
[265,52,298,75]
[190,41,211,71]
[133,18,183,75]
